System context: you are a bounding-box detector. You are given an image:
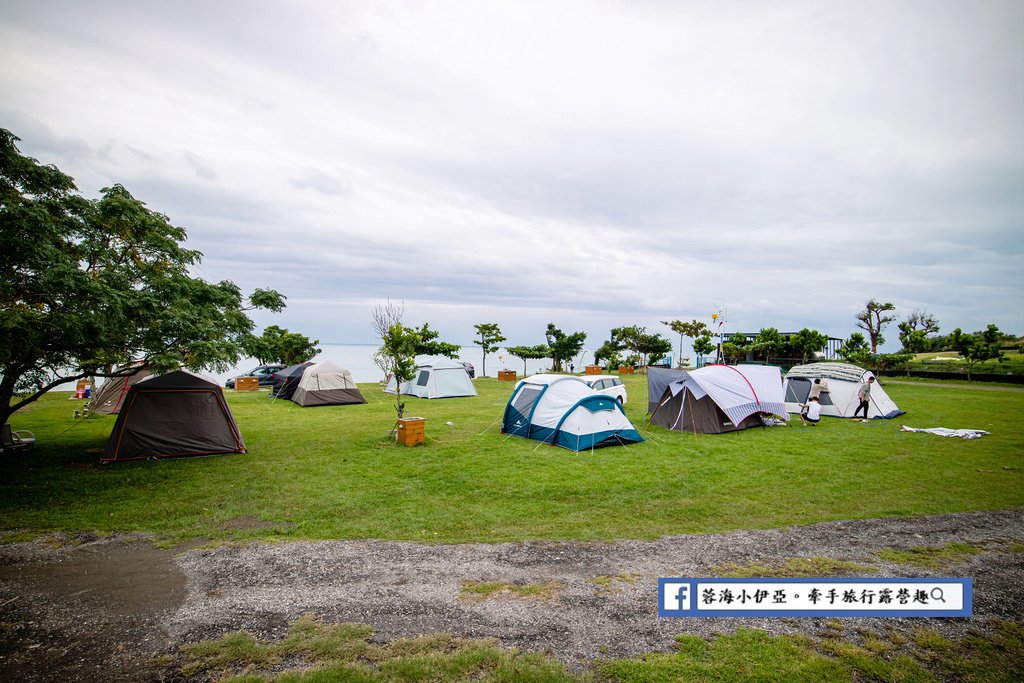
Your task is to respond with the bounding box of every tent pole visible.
[688,392,698,442]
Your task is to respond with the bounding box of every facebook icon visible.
[661,581,691,613]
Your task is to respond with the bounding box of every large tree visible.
[855,299,897,353]
[751,327,784,364]
[1,129,284,429]
[545,324,586,372]
[472,323,506,378]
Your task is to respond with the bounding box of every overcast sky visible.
[2,0,1022,358]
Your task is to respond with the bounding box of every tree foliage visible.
[545,324,587,373]
[837,332,869,363]
[244,325,320,366]
[472,323,506,378]
[505,344,550,376]
[410,323,460,359]
[950,324,1006,380]
[1,129,285,427]
[855,299,897,353]
[789,328,829,364]
[662,319,710,368]
[751,327,784,363]
[612,326,672,368]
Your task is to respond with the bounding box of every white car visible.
[580,375,628,405]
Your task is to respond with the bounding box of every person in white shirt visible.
[799,396,822,427]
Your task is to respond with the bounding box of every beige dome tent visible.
[290,360,366,406]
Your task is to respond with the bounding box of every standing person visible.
[799,396,822,427]
[853,377,875,420]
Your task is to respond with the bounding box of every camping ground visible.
[1,377,1022,681]
[1,376,1021,544]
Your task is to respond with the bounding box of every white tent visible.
[384,356,477,399]
[502,375,644,451]
[650,365,788,434]
[784,363,904,419]
[291,360,366,406]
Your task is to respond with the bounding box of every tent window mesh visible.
[416,371,429,387]
[511,386,542,415]
[785,379,810,404]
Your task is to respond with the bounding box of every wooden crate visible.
[396,417,425,446]
[498,370,517,381]
[235,376,260,391]
[585,365,603,375]
[618,366,635,374]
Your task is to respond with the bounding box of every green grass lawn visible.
[2,376,1022,544]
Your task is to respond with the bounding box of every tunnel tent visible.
[384,356,477,399]
[88,361,153,415]
[290,360,366,406]
[501,375,644,451]
[101,370,245,462]
[784,362,904,419]
[650,364,788,434]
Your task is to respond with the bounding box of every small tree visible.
[752,327,784,364]
[545,324,587,373]
[411,323,460,359]
[371,300,418,419]
[593,339,623,369]
[472,323,506,378]
[790,328,829,364]
[950,325,1006,381]
[662,319,710,369]
[856,299,897,353]
[244,325,320,366]
[505,344,551,376]
[837,332,870,363]
[692,334,715,366]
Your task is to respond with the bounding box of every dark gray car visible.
[225,365,285,389]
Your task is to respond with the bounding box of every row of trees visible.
[1,129,287,428]
[835,299,1013,380]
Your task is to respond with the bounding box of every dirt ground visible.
[1,508,1022,681]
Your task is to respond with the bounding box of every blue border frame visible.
[659,578,972,617]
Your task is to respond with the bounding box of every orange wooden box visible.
[498,370,517,381]
[585,365,603,375]
[235,377,260,391]
[618,366,635,374]
[396,417,425,446]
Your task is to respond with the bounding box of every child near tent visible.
[853,377,875,420]
[799,396,822,427]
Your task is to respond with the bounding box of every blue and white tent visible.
[501,375,644,451]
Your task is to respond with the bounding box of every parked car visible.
[580,375,628,404]
[224,364,285,389]
[459,361,475,378]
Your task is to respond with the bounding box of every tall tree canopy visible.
[1,129,284,428]
[410,323,461,359]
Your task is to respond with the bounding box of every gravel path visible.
[1,508,1022,681]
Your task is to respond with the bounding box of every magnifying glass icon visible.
[931,587,946,603]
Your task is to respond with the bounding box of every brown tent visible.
[88,362,153,415]
[101,370,245,462]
